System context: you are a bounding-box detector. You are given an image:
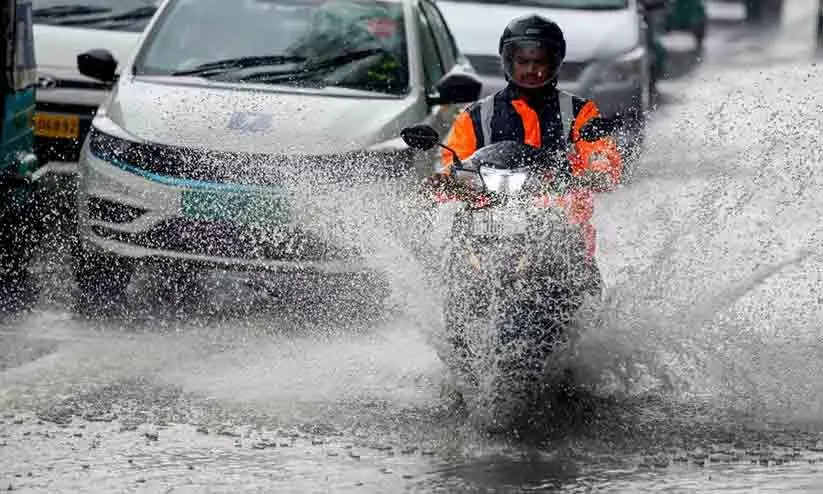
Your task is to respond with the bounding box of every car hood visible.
[437,2,640,61]
[103,77,419,155]
[34,25,141,81]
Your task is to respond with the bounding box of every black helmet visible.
[498,14,566,87]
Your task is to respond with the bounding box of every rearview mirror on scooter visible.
[400,125,439,150]
[578,116,623,142]
[401,124,463,167]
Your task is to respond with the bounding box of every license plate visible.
[181,189,286,226]
[470,209,528,236]
[33,112,81,139]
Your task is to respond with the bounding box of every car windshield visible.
[133,0,410,96]
[32,0,159,31]
[440,0,626,8]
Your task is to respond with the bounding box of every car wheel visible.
[72,242,135,315]
[151,262,205,310]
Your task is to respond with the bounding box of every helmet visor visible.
[501,39,562,87]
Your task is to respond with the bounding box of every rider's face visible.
[511,46,553,88]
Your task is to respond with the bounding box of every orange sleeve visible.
[440,111,477,174]
[569,100,623,190]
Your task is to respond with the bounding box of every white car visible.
[437,0,661,156]
[72,0,481,312]
[32,0,153,163]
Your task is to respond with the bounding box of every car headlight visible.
[89,115,143,146]
[594,46,645,85]
[86,118,187,182]
[87,116,143,163]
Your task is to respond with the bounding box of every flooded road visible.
[3,1,823,491]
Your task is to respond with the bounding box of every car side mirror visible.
[428,72,482,106]
[78,49,118,83]
[400,124,440,151]
[578,116,622,142]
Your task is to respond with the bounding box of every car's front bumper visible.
[77,142,376,274]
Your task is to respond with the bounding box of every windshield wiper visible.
[50,5,157,26]
[234,49,388,82]
[170,55,308,77]
[298,49,388,71]
[33,5,111,19]
[91,5,156,22]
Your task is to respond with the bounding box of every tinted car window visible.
[134,0,409,95]
[420,1,457,70]
[417,6,444,88]
[32,0,158,32]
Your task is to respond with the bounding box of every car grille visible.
[87,196,146,224]
[466,54,588,82]
[92,219,359,263]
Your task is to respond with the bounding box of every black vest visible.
[466,85,588,153]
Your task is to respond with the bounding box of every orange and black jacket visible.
[441,84,622,185]
[440,84,623,258]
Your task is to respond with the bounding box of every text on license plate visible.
[33,112,81,139]
[470,209,528,236]
[181,189,286,226]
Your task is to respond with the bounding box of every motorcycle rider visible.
[431,14,623,271]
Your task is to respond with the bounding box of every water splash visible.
[570,62,823,422]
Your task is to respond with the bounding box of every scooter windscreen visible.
[462,141,548,171]
[460,141,562,195]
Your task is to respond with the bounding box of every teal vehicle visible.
[0,0,39,308]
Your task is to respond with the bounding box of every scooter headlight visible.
[478,166,529,194]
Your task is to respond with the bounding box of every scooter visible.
[401,118,617,429]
